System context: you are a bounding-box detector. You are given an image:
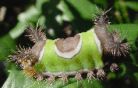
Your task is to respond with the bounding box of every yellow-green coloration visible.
[37,29,103,73]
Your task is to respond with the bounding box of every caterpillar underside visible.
[9,10,129,83]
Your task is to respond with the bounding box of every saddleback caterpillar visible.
[9,10,129,83]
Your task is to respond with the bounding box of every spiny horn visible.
[48,75,55,84]
[87,71,95,80]
[26,26,46,43]
[111,31,129,56]
[60,74,68,84]
[94,9,111,26]
[96,69,105,79]
[75,72,82,81]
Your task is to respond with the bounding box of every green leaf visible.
[134,72,138,82]
[2,69,103,88]
[0,35,15,61]
[9,6,41,39]
[125,1,138,11]
[66,0,100,19]
[18,6,41,23]
[57,0,74,22]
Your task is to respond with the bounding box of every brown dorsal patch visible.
[55,35,80,53]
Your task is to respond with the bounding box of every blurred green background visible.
[0,0,138,88]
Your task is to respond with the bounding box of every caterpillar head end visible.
[9,46,38,69]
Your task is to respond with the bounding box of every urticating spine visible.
[94,10,129,56]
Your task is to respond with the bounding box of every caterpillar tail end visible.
[110,31,129,57]
[94,8,111,26]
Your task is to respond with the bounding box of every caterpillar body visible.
[9,11,129,82]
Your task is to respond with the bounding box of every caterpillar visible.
[9,10,129,83]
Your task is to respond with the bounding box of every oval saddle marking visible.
[55,34,82,59]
